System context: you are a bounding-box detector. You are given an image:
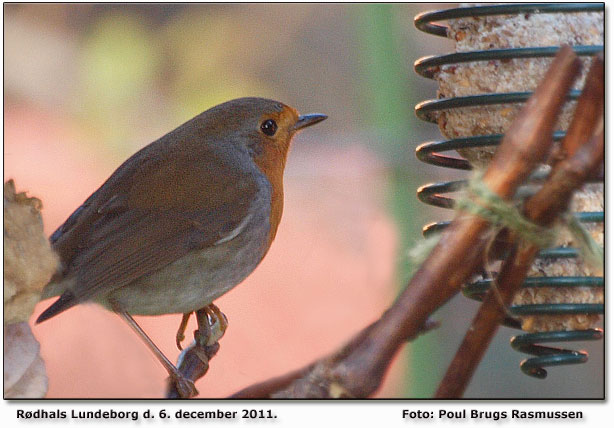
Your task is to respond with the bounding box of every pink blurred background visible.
[4,3,603,399]
[4,3,430,398]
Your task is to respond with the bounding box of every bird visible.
[36,97,327,395]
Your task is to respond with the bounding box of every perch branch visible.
[166,341,221,398]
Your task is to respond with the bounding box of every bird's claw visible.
[175,312,192,350]
[195,304,228,347]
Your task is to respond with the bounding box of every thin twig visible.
[560,54,604,156]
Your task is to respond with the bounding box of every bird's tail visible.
[36,290,78,323]
[40,280,64,300]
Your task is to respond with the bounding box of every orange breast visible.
[253,144,288,251]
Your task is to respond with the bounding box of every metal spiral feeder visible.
[413,4,604,379]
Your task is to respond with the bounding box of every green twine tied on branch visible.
[455,172,556,249]
[408,171,603,274]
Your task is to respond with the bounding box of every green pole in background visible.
[352,3,444,397]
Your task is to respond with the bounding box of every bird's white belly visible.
[98,184,272,315]
[115,248,262,315]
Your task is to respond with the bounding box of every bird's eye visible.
[260,119,278,136]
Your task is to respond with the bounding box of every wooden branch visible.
[435,128,604,398]
[230,319,439,398]
[230,365,316,399]
[229,46,581,398]
[561,53,604,156]
[435,54,604,398]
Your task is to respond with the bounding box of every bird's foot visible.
[195,304,228,347]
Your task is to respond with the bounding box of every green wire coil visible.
[413,3,604,379]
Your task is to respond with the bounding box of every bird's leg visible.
[175,312,192,350]
[194,304,228,347]
[116,310,197,398]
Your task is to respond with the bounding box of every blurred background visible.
[4,3,603,398]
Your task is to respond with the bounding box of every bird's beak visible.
[293,113,328,131]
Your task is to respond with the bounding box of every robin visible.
[36,97,327,395]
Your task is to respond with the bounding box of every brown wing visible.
[41,141,259,319]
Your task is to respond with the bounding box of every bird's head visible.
[200,97,327,175]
